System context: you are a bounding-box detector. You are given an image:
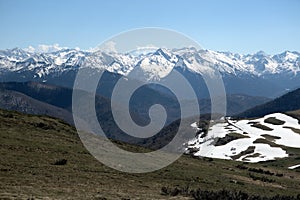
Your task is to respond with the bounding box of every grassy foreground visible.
[0,109,300,199]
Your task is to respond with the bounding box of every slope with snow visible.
[187,113,300,163]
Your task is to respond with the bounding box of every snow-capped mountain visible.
[0,48,88,76]
[0,47,299,97]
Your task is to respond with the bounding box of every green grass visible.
[227,132,250,139]
[261,134,281,141]
[283,126,300,134]
[251,123,273,131]
[286,110,300,123]
[231,146,255,160]
[0,109,300,199]
[242,153,261,160]
[253,138,280,147]
[264,117,285,125]
[215,132,249,146]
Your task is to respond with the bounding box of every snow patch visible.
[288,164,300,169]
[188,113,300,163]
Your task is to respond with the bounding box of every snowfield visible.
[187,113,300,163]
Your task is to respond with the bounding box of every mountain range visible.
[0,47,300,98]
[0,46,300,168]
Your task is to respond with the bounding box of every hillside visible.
[0,81,182,124]
[0,81,75,111]
[187,112,300,163]
[287,109,300,122]
[0,89,73,124]
[198,94,270,116]
[237,88,300,118]
[0,81,270,120]
[0,109,300,199]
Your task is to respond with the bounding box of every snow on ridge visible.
[0,47,299,80]
[288,164,300,170]
[187,113,300,163]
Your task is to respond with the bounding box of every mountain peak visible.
[0,47,299,84]
[153,48,171,59]
[255,50,267,55]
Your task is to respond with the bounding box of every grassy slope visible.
[286,109,300,122]
[236,88,300,119]
[0,109,300,199]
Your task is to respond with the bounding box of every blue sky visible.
[0,0,299,54]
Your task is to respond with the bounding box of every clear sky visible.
[0,0,299,54]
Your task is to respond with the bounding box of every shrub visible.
[275,173,284,177]
[236,164,248,170]
[251,123,273,131]
[248,173,275,183]
[161,185,191,197]
[264,117,285,125]
[161,186,300,200]
[53,159,67,165]
[248,168,274,176]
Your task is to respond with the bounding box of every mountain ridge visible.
[0,89,73,124]
[236,88,300,118]
[0,47,299,98]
